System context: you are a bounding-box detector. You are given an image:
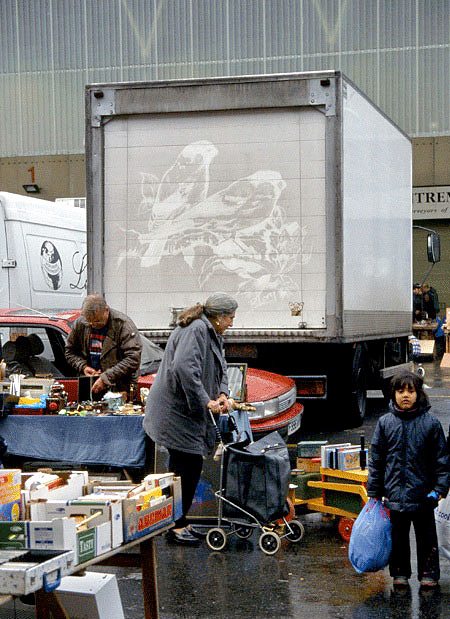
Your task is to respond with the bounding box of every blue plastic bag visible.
[348,498,392,573]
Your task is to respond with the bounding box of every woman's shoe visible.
[393,576,409,587]
[420,578,438,589]
[166,528,200,545]
[188,525,208,539]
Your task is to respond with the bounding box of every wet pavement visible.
[2,360,450,618]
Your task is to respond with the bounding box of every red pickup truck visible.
[0,309,303,439]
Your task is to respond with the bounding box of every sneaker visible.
[420,577,438,588]
[393,576,409,587]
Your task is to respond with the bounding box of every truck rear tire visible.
[348,345,367,426]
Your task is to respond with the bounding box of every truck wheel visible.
[349,346,367,426]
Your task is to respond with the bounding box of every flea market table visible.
[412,321,437,339]
[0,414,150,474]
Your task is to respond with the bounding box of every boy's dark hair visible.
[390,371,429,407]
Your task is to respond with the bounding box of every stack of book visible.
[320,443,368,471]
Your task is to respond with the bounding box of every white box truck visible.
[85,71,424,428]
[0,192,86,310]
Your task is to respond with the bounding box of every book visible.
[320,443,351,468]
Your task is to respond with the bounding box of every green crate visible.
[297,441,328,458]
[291,471,322,500]
[324,489,363,514]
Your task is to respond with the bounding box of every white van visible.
[0,192,86,310]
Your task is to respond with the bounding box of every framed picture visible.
[226,363,247,402]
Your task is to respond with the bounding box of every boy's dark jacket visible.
[367,402,450,511]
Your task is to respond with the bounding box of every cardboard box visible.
[122,496,173,542]
[0,470,21,521]
[440,352,450,373]
[21,471,89,517]
[296,457,321,472]
[143,472,174,490]
[0,548,75,595]
[28,518,78,554]
[29,499,123,549]
[0,518,111,565]
[122,475,182,542]
[0,522,27,549]
[171,477,183,521]
[419,340,435,356]
[76,527,97,564]
[129,474,182,518]
[56,572,125,619]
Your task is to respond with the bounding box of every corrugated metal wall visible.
[1,0,449,156]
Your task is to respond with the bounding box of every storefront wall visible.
[412,136,450,312]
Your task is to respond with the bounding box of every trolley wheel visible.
[285,519,305,543]
[276,496,295,525]
[259,531,281,555]
[235,525,253,540]
[338,517,355,542]
[206,527,227,551]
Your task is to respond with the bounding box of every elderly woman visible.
[143,293,238,545]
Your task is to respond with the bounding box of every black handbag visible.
[223,431,290,523]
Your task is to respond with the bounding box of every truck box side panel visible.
[342,81,412,337]
[103,108,327,330]
[0,208,10,308]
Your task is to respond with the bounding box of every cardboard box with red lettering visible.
[122,476,182,541]
[142,474,182,521]
[123,496,173,542]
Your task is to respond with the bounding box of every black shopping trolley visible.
[206,412,305,555]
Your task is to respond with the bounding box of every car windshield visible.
[140,335,163,375]
[0,326,163,379]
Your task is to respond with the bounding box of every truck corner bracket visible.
[90,89,116,127]
[308,78,336,116]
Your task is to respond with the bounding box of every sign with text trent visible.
[413,186,450,220]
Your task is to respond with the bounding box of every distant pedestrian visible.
[408,334,421,361]
[413,284,424,322]
[367,371,450,589]
[433,314,446,360]
[422,283,440,316]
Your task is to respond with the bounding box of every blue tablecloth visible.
[0,415,146,468]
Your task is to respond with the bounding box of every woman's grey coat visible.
[143,315,229,456]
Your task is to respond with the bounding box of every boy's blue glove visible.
[426,490,439,508]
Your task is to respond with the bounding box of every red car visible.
[0,309,303,439]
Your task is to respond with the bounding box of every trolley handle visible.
[260,442,286,453]
[208,409,223,444]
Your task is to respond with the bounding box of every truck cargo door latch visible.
[2,259,17,268]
